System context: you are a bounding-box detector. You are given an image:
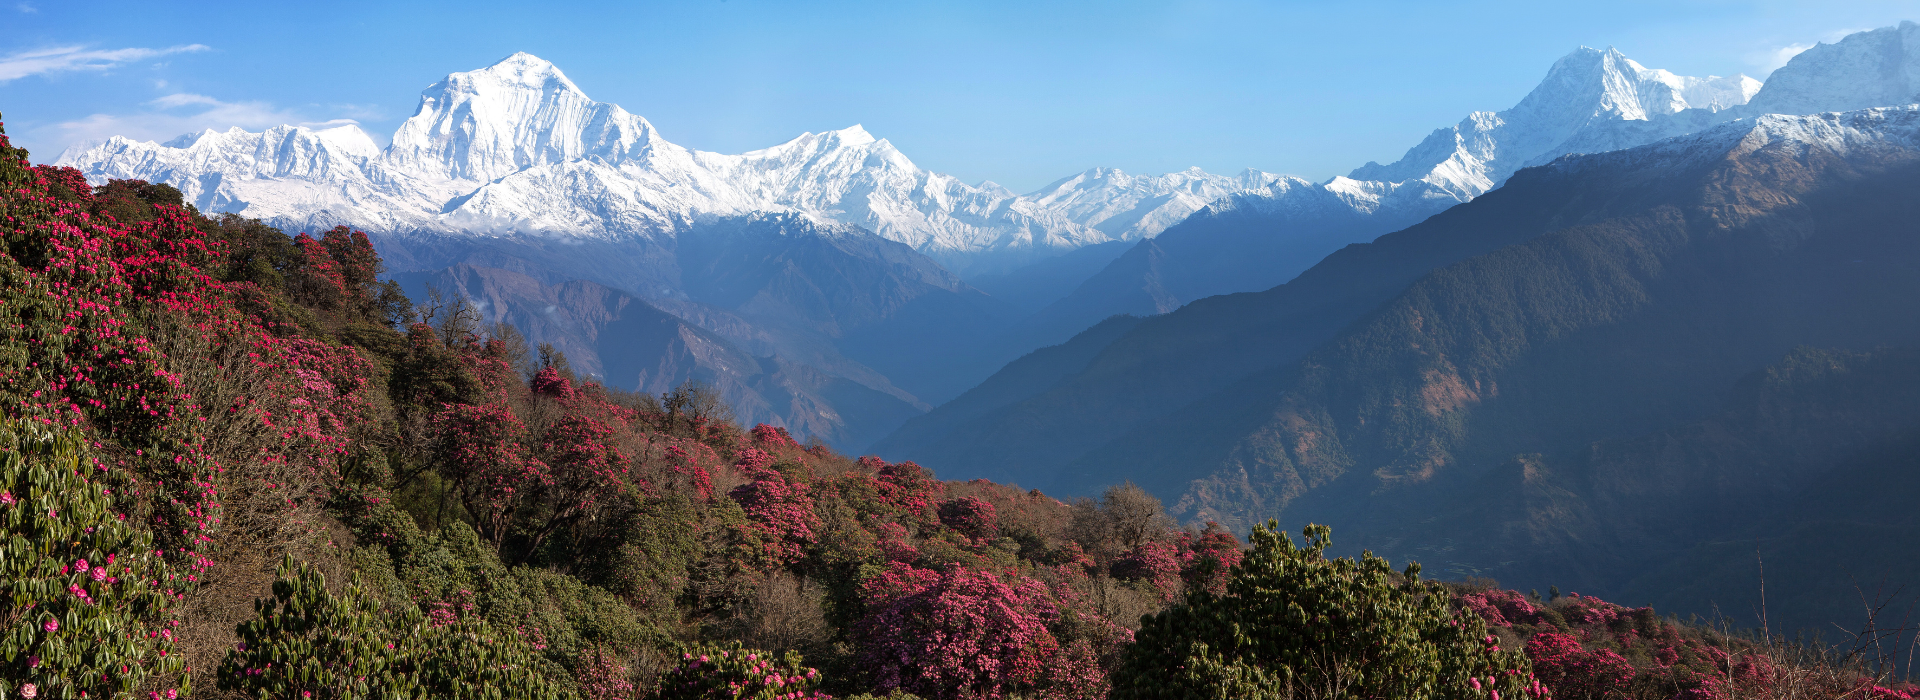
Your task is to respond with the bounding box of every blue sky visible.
[3,0,1918,193]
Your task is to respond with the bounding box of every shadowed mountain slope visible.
[394,264,925,449]
[870,111,1725,480]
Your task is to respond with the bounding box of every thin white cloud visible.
[16,2,37,13]
[148,93,222,108]
[0,44,209,83]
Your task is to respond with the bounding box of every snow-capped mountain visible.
[59,52,1277,276]
[1345,46,1760,202]
[1745,21,1920,118]
[1438,23,1920,190]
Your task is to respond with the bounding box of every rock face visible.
[58,52,1280,277]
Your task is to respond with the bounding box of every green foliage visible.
[592,492,705,620]
[1112,522,1539,700]
[336,489,669,682]
[218,555,568,700]
[0,422,187,700]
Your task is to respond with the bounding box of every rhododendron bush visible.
[656,642,829,700]
[853,563,1067,699]
[218,556,563,699]
[1113,523,1543,700]
[0,423,188,700]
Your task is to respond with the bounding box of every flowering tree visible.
[1453,588,1797,700]
[431,394,541,546]
[729,448,818,566]
[859,457,941,525]
[854,562,1073,700]
[524,410,630,555]
[1179,524,1243,595]
[935,496,998,542]
[1110,541,1183,601]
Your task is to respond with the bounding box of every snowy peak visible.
[386,52,663,182]
[1518,46,1756,124]
[827,124,877,147]
[465,52,587,95]
[1746,21,1920,117]
[734,124,894,169]
[106,124,380,182]
[1346,45,1760,198]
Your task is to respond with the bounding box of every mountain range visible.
[61,39,1790,451]
[59,52,1279,278]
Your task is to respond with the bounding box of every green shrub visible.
[217,555,568,699]
[0,423,187,700]
[1111,522,1543,700]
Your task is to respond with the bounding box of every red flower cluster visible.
[729,447,819,565]
[936,496,998,542]
[855,563,1062,700]
[1528,632,1635,698]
